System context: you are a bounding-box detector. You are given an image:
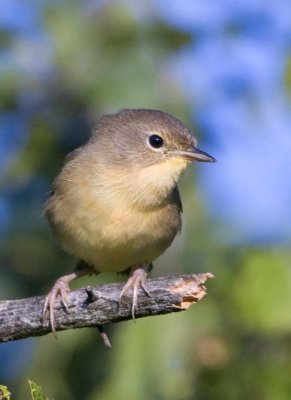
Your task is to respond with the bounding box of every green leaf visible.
[28,381,49,400]
[0,386,11,400]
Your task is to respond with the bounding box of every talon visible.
[132,304,136,321]
[141,282,151,298]
[43,276,71,336]
[43,265,94,335]
[119,264,151,320]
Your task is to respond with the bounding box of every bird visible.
[43,108,216,333]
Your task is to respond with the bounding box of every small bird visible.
[43,109,215,333]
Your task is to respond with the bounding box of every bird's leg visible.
[119,263,152,320]
[43,262,95,335]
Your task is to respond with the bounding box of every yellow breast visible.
[45,155,185,271]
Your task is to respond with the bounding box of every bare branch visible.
[0,273,214,343]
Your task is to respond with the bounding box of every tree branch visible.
[0,273,214,343]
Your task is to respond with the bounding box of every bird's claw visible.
[43,276,71,336]
[119,266,151,320]
[43,266,94,336]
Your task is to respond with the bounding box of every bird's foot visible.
[119,265,151,320]
[43,265,94,336]
[43,273,75,336]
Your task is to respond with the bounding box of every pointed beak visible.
[188,146,216,162]
[169,146,216,163]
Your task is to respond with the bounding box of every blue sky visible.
[155,0,291,243]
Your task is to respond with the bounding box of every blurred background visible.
[1,1,291,399]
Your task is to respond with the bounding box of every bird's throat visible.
[130,156,189,209]
[86,156,189,211]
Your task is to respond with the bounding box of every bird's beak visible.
[168,146,216,163]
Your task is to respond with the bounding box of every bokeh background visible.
[1,1,291,399]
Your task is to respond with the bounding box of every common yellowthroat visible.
[43,109,215,333]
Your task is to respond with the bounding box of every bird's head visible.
[89,109,216,206]
[91,108,215,165]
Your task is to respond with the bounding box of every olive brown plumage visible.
[43,109,216,333]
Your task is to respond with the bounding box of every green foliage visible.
[0,382,50,400]
[28,381,49,400]
[0,386,11,400]
[232,249,291,333]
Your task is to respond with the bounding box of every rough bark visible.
[0,273,214,343]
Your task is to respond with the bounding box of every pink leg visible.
[43,265,94,335]
[119,264,151,320]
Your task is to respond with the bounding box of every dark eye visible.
[149,134,164,149]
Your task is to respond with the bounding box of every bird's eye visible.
[148,134,164,149]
